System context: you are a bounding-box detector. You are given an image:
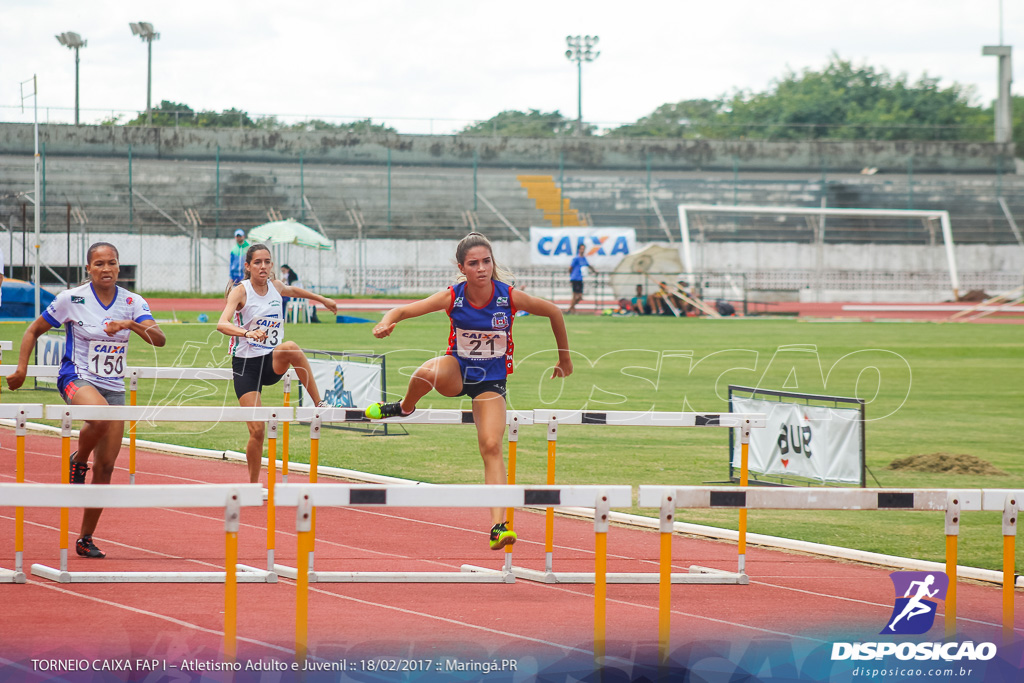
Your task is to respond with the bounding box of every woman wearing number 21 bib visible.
[6,242,166,559]
[218,243,338,484]
[363,232,572,551]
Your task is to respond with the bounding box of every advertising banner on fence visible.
[731,396,862,484]
[529,227,636,267]
[300,357,382,408]
[35,333,66,386]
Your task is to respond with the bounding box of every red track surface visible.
[1,430,1021,682]
[147,298,1024,323]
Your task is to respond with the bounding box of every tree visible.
[604,99,723,138]
[288,118,396,134]
[717,56,990,140]
[460,109,582,137]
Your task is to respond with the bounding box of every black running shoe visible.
[489,521,517,550]
[75,535,105,558]
[364,401,407,420]
[69,451,89,484]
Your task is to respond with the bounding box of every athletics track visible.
[0,430,1021,682]
[145,298,1024,324]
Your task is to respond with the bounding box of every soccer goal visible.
[676,204,960,300]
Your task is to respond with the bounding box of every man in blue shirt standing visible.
[229,229,249,287]
[567,243,596,314]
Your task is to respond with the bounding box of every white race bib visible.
[454,329,506,359]
[88,340,128,378]
[249,316,284,350]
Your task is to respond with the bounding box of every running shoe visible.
[75,535,105,558]
[316,400,332,408]
[69,451,89,485]
[489,522,517,550]
[364,401,406,420]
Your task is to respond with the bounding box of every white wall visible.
[30,233,1022,302]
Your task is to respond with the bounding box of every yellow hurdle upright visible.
[266,417,278,571]
[281,376,291,482]
[223,494,241,661]
[1002,494,1018,645]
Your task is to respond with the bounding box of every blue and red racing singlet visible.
[445,280,515,383]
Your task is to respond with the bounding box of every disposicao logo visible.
[830,570,997,664]
[882,571,947,635]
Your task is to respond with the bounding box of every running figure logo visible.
[882,571,948,634]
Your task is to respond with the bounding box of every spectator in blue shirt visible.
[229,229,249,287]
[567,244,597,314]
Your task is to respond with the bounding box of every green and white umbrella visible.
[248,219,332,251]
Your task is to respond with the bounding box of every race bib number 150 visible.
[88,340,127,378]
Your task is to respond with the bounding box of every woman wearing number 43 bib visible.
[6,242,166,559]
[218,243,338,484]
[364,232,572,550]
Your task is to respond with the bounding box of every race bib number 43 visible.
[88,341,127,378]
[455,329,506,359]
[250,317,284,349]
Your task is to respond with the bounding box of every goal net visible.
[676,204,959,300]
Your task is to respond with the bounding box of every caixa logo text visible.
[831,641,996,662]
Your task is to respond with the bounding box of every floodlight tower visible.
[565,35,600,136]
[129,22,160,125]
[55,32,87,125]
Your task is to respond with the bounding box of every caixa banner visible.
[529,227,636,267]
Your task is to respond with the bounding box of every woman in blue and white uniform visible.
[217,243,337,484]
[6,242,166,559]
[363,232,573,550]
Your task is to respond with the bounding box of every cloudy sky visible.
[1,0,1018,134]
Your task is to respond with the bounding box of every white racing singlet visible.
[230,279,284,359]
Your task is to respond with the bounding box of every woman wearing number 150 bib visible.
[5,242,166,560]
[218,243,338,484]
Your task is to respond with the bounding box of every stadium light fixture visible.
[565,35,600,136]
[129,22,160,125]
[55,32,87,125]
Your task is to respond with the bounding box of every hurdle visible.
[31,403,291,583]
[278,407,534,582]
[0,404,45,583]
[511,410,765,584]
[0,364,296,484]
[638,486,1024,659]
[2,483,257,658]
[277,484,631,661]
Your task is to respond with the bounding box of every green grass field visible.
[3,312,1021,572]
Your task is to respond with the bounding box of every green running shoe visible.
[489,521,517,550]
[364,401,406,420]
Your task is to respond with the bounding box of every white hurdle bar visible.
[0,484,258,659]
[513,410,765,585]
[638,486,1024,658]
[37,404,292,583]
[275,484,631,662]
[0,404,45,583]
[281,408,534,582]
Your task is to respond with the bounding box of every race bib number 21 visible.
[455,329,506,359]
[88,341,127,378]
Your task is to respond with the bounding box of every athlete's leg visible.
[70,385,116,468]
[472,392,509,526]
[271,341,322,405]
[79,414,124,539]
[238,390,265,483]
[67,386,120,542]
[399,355,463,413]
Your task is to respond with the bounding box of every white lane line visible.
[22,579,292,655]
